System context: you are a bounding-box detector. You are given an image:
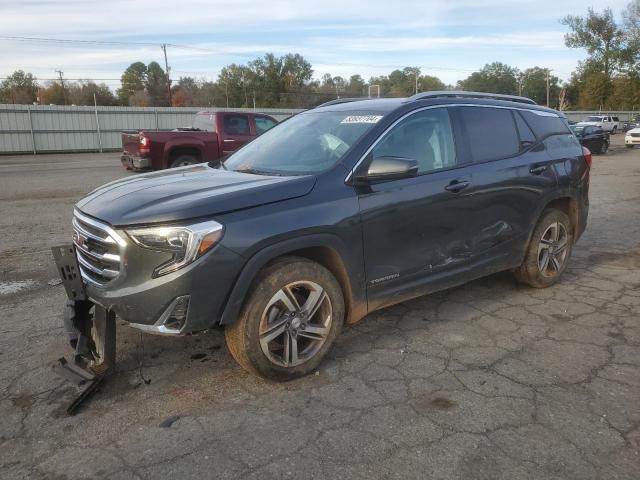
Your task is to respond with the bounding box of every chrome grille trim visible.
[72,209,125,287]
[72,216,115,244]
[73,237,120,264]
[76,253,119,278]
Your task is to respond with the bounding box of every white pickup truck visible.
[576,115,620,134]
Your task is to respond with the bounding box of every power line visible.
[0,35,162,47]
[0,35,253,55]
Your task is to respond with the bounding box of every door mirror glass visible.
[355,156,418,183]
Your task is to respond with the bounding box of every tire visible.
[170,155,198,168]
[612,126,617,135]
[225,257,345,380]
[514,209,573,288]
[600,141,608,154]
[627,145,635,149]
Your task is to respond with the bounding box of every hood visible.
[76,164,316,226]
[626,127,640,134]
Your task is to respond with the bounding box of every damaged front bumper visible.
[52,245,117,414]
[52,245,115,368]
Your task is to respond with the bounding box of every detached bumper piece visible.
[51,245,117,415]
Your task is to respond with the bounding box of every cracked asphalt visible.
[1,137,639,479]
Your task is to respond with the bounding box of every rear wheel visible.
[514,209,573,288]
[225,257,344,380]
[170,155,198,168]
[600,141,608,154]
[612,126,617,135]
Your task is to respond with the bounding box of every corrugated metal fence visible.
[0,104,303,154]
[562,111,637,123]
[0,104,637,154]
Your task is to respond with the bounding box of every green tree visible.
[458,62,519,94]
[218,63,254,107]
[609,73,640,109]
[118,62,147,105]
[145,61,169,106]
[76,81,118,106]
[0,70,38,104]
[40,81,67,105]
[518,67,560,106]
[346,74,366,96]
[418,74,446,92]
[623,0,640,71]
[561,8,626,78]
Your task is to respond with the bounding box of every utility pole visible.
[161,44,172,106]
[415,72,419,95]
[55,69,67,105]
[546,69,551,108]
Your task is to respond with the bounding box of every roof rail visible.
[315,97,370,108]
[407,90,537,105]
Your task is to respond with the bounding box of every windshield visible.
[223,110,385,175]
[570,126,584,134]
[587,116,604,121]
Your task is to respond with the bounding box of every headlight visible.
[127,220,223,277]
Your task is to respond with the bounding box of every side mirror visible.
[354,156,419,184]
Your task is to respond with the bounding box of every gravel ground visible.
[1,138,639,479]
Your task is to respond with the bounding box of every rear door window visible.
[193,114,216,132]
[514,111,536,146]
[223,114,250,135]
[458,107,520,162]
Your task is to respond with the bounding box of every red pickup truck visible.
[121,111,278,170]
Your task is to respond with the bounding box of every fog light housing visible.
[163,295,190,331]
[126,295,191,335]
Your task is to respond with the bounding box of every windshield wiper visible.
[234,167,275,176]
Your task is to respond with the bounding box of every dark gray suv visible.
[62,92,590,380]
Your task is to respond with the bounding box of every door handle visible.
[530,164,548,175]
[223,139,235,143]
[444,180,470,193]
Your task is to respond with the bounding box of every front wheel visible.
[225,257,344,380]
[612,126,617,135]
[514,209,573,288]
[170,155,198,168]
[627,144,635,149]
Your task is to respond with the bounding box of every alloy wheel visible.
[258,281,332,367]
[537,222,569,277]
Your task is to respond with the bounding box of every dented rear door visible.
[450,106,557,272]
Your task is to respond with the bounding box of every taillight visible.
[139,133,150,156]
[582,146,592,169]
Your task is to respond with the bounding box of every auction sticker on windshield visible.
[341,115,383,124]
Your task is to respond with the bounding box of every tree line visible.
[1,1,639,110]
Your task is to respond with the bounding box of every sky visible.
[0,0,633,89]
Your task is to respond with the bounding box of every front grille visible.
[72,210,124,287]
[631,133,640,138]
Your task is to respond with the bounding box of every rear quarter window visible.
[519,110,570,139]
